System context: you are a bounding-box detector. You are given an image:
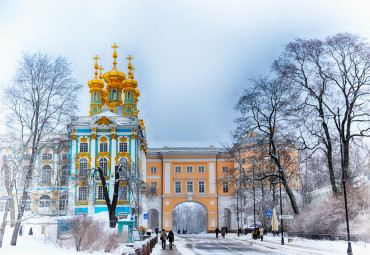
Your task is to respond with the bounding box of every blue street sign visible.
[143,213,148,219]
[266,210,272,217]
[236,217,240,221]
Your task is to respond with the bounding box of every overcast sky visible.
[0,0,369,148]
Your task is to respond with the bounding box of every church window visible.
[99,158,108,176]
[97,185,104,200]
[100,142,108,152]
[80,143,88,152]
[41,165,52,184]
[112,90,117,100]
[39,195,51,208]
[127,92,131,100]
[59,195,68,211]
[78,187,87,201]
[118,185,127,200]
[119,142,128,152]
[60,165,68,186]
[93,93,97,101]
[79,158,87,177]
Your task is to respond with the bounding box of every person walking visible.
[221,227,226,238]
[215,227,219,238]
[225,226,228,235]
[28,227,33,235]
[167,230,174,250]
[259,227,264,241]
[160,229,167,249]
[19,226,23,236]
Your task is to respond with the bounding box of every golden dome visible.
[88,55,104,89]
[103,43,126,84]
[122,55,138,88]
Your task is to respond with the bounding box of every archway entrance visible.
[223,208,231,229]
[172,202,207,233]
[148,209,159,229]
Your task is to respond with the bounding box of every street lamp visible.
[316,108,353,255]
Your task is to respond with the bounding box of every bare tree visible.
[234,77,300,214]
[2,52,81,246]
[273,33,370,194]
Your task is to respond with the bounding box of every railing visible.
[71,116,133,124]
[287,232,368,245]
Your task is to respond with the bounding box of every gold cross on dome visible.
[99,66,104,72]
[126,55,133,61]
[112,43,119,50]
[93,55,100,61]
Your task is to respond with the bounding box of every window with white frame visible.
[41,165,52,183]
[39,195,51,208]
[97,185,104,200]
[119,142,128,152]
[59,195,68,211]
[150,182,157,194]
[186,166,193,173]
[42,153,52,160]
[198,181,205,193]
[79,158,87,177]
[60,165,68,185]
[175,181,182,193]
[222,166,228,173]
[100,142,108,152]
[78,186,87,201]
[198,166,205,173]
[187,181,193,193]
[175,166,181,173]
[150,167,157,174]
[80,143,88,152]
[118,185,127,200]
[99,158,108,176]
[223,181,229,193]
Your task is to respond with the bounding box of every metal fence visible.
[287,232,368,246]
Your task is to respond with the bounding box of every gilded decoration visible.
[100,136,108,143]
[111,134,117,140]
[111,127,116,132]
[96,116,113,125]
[117,200,129,205]
[95,200,107,205]
[119,136,128,142]
[71,135,77,140]
[76,201,88,206]
[91,128,97,132]
[130,134,137,140]
[91,134,97,140]
[73,128,76,132]
[80,137,88,143]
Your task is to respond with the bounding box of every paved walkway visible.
[154,242,182,254]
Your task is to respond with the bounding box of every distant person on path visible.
[215,227,219,238]
[238,227,241,236]
[221,227,226,238]
[178,229,180,234]
[167,230,174,250]
[28,227,33,235]
[19,226,23,236]
[155,227,159,235]
[160,229,167,249]
[182,229,185,234]
[259,227,264,241]
[225,226,228,235]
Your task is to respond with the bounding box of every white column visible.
[69,138,77,215]
[130,135,136,172]
[111,136,117,172]
[209,163,215,194]
[91,136,96,170]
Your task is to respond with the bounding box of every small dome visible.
[88,55,104,89]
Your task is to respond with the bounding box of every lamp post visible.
[316,108,352,255]
[278,168,284,245]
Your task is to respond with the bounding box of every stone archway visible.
[148,209,159,229]
[172,202,207,233]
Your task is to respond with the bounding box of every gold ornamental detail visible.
[91,128,97,132]
[100,136,108,143]
[71,135,77,140]
[111,134,117,140]
[96,117,113,125]
[130,134,137,140]
[91,134,97,140]
[80,137,88,143]
[119,136,128,142]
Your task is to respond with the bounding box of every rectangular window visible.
[119,142,128,152]
[223,182,229,193]
[42,153,52,160]
[118,185,127,200]
[186,166,193,173]
[100,143,108,152]
[222,166,228,173]
[150,182,157,194]
[78,187,87,201]
[198,181,205,193]
[187,181,193,193]
[198,166,205,173]
[62,153,68,160]
[80,143,88,152]
[150,167,157,174]
[97,186,104,200]
[175,181,182,193]
[175,166,181,173]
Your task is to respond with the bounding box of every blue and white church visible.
[68,44,148,221]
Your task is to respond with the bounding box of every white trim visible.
[165,163,171,194]
[163,158,217,162]
[209,163,215,194]
[148,176,160,179]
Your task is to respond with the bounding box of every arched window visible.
[100,142,108,152]
[99,158,108,176]
[112,90,117,100]
[41,165,52,183]
[21,195,31,211]
[59,195,68,211]
[39,195,51,208]
[79,158,87,177]
[61,165,68,185]
[127,92,131,100]
[93,92,97,101]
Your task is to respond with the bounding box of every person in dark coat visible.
[28,227,33,235]
[215,227,219,238]
[167,230,174,250]
[19,226,23,236]
[225,226,228,235]
[182,229,185,234]
[178,229,180,234]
